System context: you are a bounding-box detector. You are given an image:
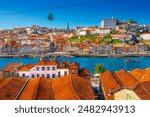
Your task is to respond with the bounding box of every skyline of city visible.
[0,0,150,29]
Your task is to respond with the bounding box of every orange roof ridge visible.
[115,69,139,90]
[19,78,41,100]
[70,74,94,100]
[36,60,46,66]
[47,60,57,65]
[35,78,54,100]
[130,68,146,82]
[111,72,124,87]
[101,70,121,100]
[52,75,81,100]
[69,75,81,99]
[15,78,30,100]
[51,79,56,100]
[122,69,140,82]
[32,78,41,100]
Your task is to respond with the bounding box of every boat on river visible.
[124,58,140,62]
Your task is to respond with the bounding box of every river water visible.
[0,57,150,73]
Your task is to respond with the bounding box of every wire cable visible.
[0,0,107,16]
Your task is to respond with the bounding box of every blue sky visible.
[0,0,150,29]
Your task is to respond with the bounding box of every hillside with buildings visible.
[0,18,150,57]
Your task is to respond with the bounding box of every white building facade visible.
[141,33,150,40]
[17,60,70,79]
[97,28,111,34]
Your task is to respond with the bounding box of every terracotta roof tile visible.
[71,75,94,100]
[116,69,139,89]
[130,68,146,82]
[101,68,150,100]
[47,60,57,66]
[0,77,26,100]
[101,71,120,100]
[19,78,40,100]
[69,62,80,69]
[134,82,150,100]
[36,60,57,66]
[79,68,91,76]
[35,78,54,100]
[1,75,94,100]
[130,68,150,83]
[36,60,46,66]
[52,75,81,100]
[19,64,35,71]
[4,63,24,71]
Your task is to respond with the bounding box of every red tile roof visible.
[79,68,91,76]
[130,68,150,83]
[69,62,80,69]
[19,78,54,100]
[101,71,120,100]
[101,68,150,100]
[134,82,150,100]
[36,60,46,66]
[0,75,94,100]
[36,60,57,66]
[130,68,146,81]
[47,60,57,66]
[0,77,26,100]
[116,69,139,90]
[4,63,24,71]
[18,64,35,71]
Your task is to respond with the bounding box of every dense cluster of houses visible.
[0,25,69,55]
[0,18,150,56]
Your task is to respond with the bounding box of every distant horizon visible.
[0,20,150,30]
[0,0,150,29]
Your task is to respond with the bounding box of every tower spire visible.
[66,23,70,33]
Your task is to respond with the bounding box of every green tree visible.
[86,34,98,43]
[69,50,74,54]
[111,39,121,45]
[70,35,78,41]
[128,19,137,24]
[103,34,112,44]
[94,64,105,74]
[104,34,112,39]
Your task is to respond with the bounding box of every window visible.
[72,70,75,74]
[126,94,132,100]
[32,74,34,78]
[47,74,50,78]
[52,74,55,78]
[42,67,45,71]
[64,71,67,76]
[47,67,50,71]
[37,67,39,71]
[12,72,16,76]
[52,67,55,71]
[42,74,45,78]
[37,74,39,77]
[22,74,25,77]
[58,71,61,77]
